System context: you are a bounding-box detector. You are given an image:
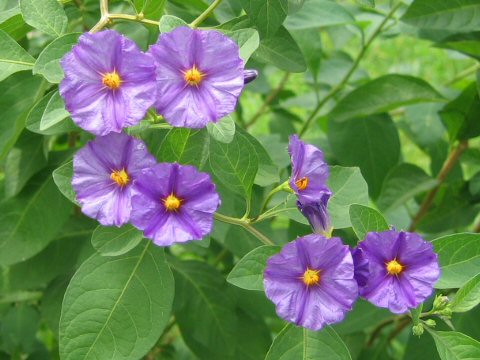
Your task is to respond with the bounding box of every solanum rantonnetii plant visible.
[1,0,480,359]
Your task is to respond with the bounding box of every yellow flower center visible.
[163,194,182,212]
[184,65,204,86]
[102,71,122,90]
[110,168,129,187]
[302,268,321,286]
[386,259,404,276]
[295,177,309,191]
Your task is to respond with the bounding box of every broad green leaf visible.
[356,0,375,7]
[209,130,258,199]
[333,301,392,335]
[254,26,307,72]
[328,166,369,229]
[157,128,210,169]
[233,309,271,360]
[91,224,144,257]
[33,32,81,83]
[329,114,400,198]
[0,29,35,82]
[432,233,480,289]
[19,0,68,37]
[59,242,174,360]
[436,33,480,60]
[133,0,166,20]
[240,0,288,38]
[377,163,438,213]
[402,0,480,32]
[265,324,352,360]
[429,330,480,360]
[169,259,237,360]
[52,160,77,205]
[4,131,47,198]
[158,15,187,33]
[329,74,443,122]
[451,273,480,313]
[0,71,44,161]
[0,170,72,266]
[349,204,389,241]
[39,90,70,131]
[227,245,280,291]
[0,305,40,355]
[207,115,235,144]
[26,91,78,135]
[41,275,70,334]
[224,28,260,62]
[285,0,354,30]
[0,7,31,41]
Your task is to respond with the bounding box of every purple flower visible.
[356,230,440,314]
[351,247,369,288]
[264,235,358,331]
[72,133,157,227]
[130,163,221,246]
[297,196,332,236]
[148,27,244,128]
[60,30,157,136]
[288,135,331,204]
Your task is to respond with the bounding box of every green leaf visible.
[133,0,166,20]
[333,300,391,335]
[432,233,480,289]
[436,32,480,61]
[0,170,72,266]
[0,305,40,355]
[4,131,47,198]
[19,0,68,37]
[33,32,81,83]
[329,114,400,198]
[91,224,144,257]
[265,324,352,360]
[207,115,235,144]
[328,166,369,229]
[52,160,77,205]
[169,259,237,360]
[0,71,44,161]
[157,128,210,169]
[223,28,260,62]
[356,0,375,7]
[0,7,31,41]
[158,15,187,33]
[285,0,354,30]
[227,245,280,291]
[0,29,35,82]
[376,163,438,213]
[402,0,480,32]
[39,90,70,131]
[329,75,443,122]
[209,130,258,199]
[451,273,480,313]
[429,330,480,360]
[254,26,307,72]
[349,204,389,241]
[240,0,288,38]
[59,242,174,360]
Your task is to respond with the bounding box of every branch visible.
[214,213,275,246]
[190,0,223,28]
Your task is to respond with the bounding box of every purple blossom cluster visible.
[61,27,255,245]
[264,136,440,331]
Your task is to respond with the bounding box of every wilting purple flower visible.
[130,163,221,246]
[297,196,332,236]
[72,133,157,227]
[289,135,331,204]
[356,230,440,314]
[243,69,258,84]
[264,235,358,331]
[60,30,157,136]
[148,27,244,128]
[351,247,369,288]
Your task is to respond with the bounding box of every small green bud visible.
[412,324,424,336]
[438,307,452,318]
[424,319,436,328]
[433,295,449,310]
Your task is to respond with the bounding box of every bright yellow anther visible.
[302,268,321,286]
[110,168,129,187]
[386,259,404,276]
[102,71,122,90]
[163,194,182,212]
[295,177,309,191]
[184,65,204,86]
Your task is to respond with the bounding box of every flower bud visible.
[412,324,424,336]
[433,295,449,310]
[424,319,436,328]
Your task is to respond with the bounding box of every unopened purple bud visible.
[243,69,258,84]
[297,196,332,236]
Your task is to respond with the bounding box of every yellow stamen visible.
[386,259,404,276]
[295,177,309,191]
[102,71,122,90]
[301,268,321,286]
[163,194,182,212]
[184,65,204,86]
[110,168,129,187]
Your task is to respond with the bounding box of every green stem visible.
[214,213,275,246]
[259,180,291,215]
[149,123,173,130]
[298,1,402,137]
[108,13,159,26]
[190,0,223,28]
